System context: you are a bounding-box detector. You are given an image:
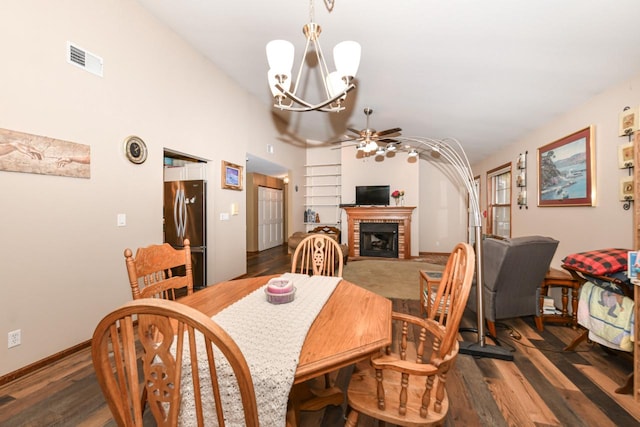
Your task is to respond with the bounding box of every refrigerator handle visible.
[174,188,187,239]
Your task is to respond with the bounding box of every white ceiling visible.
[138,0,640,171]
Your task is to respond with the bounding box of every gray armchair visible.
[467,235,559,338]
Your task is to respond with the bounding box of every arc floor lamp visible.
[396,136,514,361]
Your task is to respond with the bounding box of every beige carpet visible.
[342,259,445,300]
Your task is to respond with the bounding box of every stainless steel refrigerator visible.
[164,180,207,289]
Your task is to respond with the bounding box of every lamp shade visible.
[266,40,295,75]
[333,41,361,78]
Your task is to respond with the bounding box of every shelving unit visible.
[304,163,341,229]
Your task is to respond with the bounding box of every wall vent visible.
[66,41,103,77]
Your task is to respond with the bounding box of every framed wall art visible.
[619,107,639,136]
[618,142,634,168]
[0,127,90,178]
[537,126,595,207]
[620,176,634,201]
[221,160,243,191]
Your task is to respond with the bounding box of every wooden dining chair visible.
[291,233,344,277]
[92,298,260,427]
[124,239,193,300]
[345,242,475,426]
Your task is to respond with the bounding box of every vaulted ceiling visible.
[138,0,640,165]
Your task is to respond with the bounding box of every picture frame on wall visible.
[221,160,243,191]
[537,126,595,207]
[619,107,639,136]
[618,142,634,168]
[620,176,634,201]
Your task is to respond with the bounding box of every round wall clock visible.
[124,135,148,164]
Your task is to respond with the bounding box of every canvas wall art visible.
[0,128,90,178]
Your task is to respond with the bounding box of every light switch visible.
[220,213,230,221]
[231,203,239,215]
[117,213,126,227]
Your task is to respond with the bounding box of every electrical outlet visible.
[8,329,21,348]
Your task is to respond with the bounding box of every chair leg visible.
[564,329,588,351]
[345,409,359,427]
[534,316,544,332]
[486,320,497,338]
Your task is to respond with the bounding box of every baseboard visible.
[0,340,91,386]
[419,251,450,257]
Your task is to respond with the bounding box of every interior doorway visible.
[245,153,289,253]
[163,149,208,288]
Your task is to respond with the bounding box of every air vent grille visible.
[69,44,85,67]
[66,41,103,77]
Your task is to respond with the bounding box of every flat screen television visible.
[356,185,390,206]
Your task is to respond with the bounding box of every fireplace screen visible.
[359,222,399,258]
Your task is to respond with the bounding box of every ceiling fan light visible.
[357,142,366,151]
[268,69,291,97]
[376,146,386,155]
[266,40,295,75]
[333,41,361,79]
[365,140,378,153]
[408,149,418,157]
[326,71,347,98]
[386,144,397,152]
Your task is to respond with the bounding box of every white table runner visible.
[178,273,341,426]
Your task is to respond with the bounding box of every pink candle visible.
[266,278,293,294]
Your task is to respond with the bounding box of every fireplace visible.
[343,206,415,259]
[359,222,398,258]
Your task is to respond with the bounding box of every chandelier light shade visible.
[266,0,361,112]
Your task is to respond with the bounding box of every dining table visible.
[177,273,392,424]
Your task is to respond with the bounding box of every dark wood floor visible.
[0,244,638,426]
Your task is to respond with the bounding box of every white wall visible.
[472,73,640,268]
[419,158,468,254]
[0,0,305,377]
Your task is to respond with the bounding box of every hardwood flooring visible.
[0,245,637,426]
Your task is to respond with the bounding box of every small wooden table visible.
[419,270,443,316]
[535,267,580,331]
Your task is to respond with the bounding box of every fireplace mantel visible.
[343,206,416,259]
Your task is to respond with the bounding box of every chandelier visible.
[266,0,361,113]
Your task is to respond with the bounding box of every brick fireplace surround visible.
[343,206,416,259]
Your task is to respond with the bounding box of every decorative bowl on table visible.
[265,278,296,304]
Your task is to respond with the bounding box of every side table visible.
[419,270,443,316]
[535,267,580,331]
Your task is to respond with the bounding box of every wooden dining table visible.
[177,274,392,384]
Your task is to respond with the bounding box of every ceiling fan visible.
[331,108,402,154]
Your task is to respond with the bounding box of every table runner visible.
[178,273,341,426]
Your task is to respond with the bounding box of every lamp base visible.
[458,341,514,361]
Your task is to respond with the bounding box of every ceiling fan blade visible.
[347,127,363,135]
[379,138,400,144]
[329,136,359,144]
[376,127,402,137]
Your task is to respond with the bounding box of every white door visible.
[258,186,284,251]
